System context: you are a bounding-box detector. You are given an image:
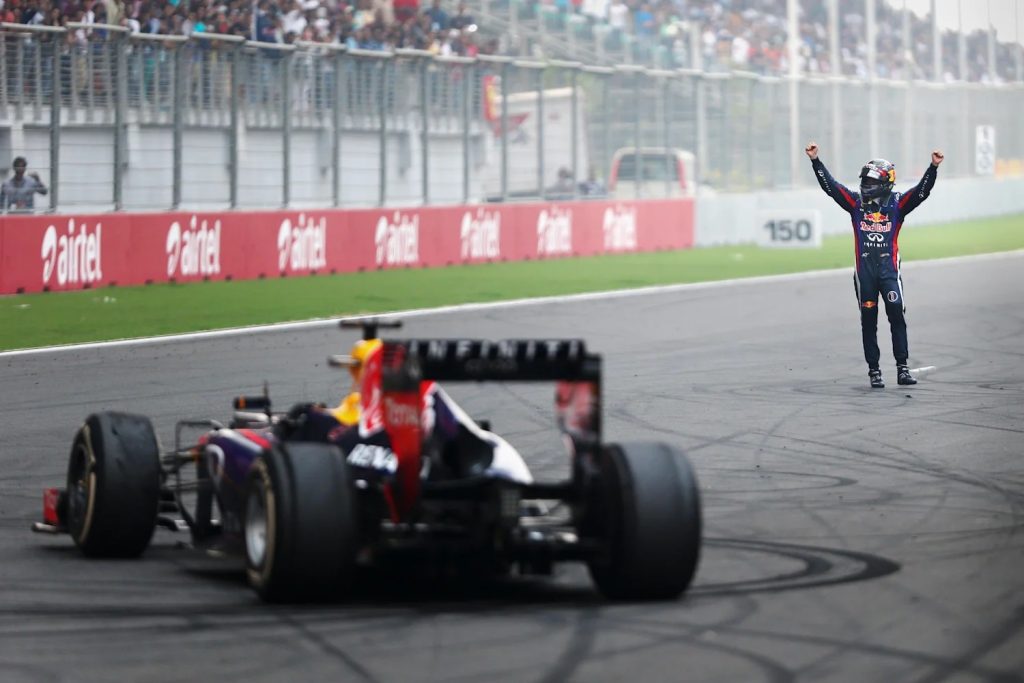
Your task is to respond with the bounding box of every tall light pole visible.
[867,0,878,155]
[787,0,800,186]
[987,0,997,81]
[958,0,967,80]
[829,0,841,173]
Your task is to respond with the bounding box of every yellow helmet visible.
[347,338,382,382]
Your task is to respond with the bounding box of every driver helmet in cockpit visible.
[330,338,382,426]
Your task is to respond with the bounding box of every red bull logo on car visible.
[860,211,892,233]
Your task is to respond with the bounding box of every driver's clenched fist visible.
[805,142,819,160]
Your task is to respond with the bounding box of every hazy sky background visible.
[890,0,1023,45]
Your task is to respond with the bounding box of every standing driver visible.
[806,142,944,389]
[1,156,48,212]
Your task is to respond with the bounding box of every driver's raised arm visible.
[806,142,858,213]
[898,150,943,216]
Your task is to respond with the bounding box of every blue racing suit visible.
[811,157,938,368]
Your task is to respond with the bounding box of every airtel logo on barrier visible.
[41,219,103,286]
[375,212,419,266]
[460,209,501,260]
[537,207,572,256]
[278,214,327,273]
[603,205,637,251]
[167,215,221,278]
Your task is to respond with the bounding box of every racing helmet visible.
[859,159,895,205]
[347,338,382,383]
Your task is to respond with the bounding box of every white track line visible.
[3,248,1022,358]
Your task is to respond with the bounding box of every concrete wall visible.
[696,175,1024,247]
[3,121,483,213]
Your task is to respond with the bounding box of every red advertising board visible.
[0,199,693,295]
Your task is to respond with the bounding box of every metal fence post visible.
[536,66,544,197]
[602,73,610,187]
[114,30,128,210]
[229,44,240,209]
[282,48,292,208]
[632,69,641,198]
[570,65,579,198]
[695,72,706,189]
[49,33,62,212]
[379,57,387,208]
[333,49,344,207]
[172,43,184,209]
[500,60,509,202]
[662,73,671,197]
[421,56,430,205]
[462,60,472,205]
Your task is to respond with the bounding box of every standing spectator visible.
[581,0,607,23]
[607,0,627,33]
[1,157,48,212]
[255,0,278,42]
[448,1,472,30]
[393,0,416,24]
[423,0,446,32]
[633,2,654,38]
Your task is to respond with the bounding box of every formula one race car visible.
[33,320,701,602]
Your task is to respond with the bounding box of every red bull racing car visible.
[33,320,702,602]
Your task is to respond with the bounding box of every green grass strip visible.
[2,213,1022,352]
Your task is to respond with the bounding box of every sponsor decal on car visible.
[384,395,420,428]
[167,215,221,278]
[602,205,637,251]
[536,207,572,256]
[41,219,102,287]
[278,213,327,273]
[460,209,501,260]
[375,212,420,266]
[346,443,398,474]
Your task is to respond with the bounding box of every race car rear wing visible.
[380,339,601,384]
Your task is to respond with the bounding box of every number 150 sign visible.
[756,210,822,249]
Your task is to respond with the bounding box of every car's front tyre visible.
[65,412,161,558]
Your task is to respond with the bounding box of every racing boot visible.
[868,368,884,389]
[897,365,917,386]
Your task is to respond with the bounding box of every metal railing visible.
[2,23,1022,213]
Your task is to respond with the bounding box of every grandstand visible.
[0,0,1022,211]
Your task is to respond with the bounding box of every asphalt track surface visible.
[1,253,1022,683]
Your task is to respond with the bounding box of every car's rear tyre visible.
[65,412,161,558]
[586,442,701,600]
[244,442,357,602]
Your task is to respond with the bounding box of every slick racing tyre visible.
[65,412,161,558]
[244,442,357,602]
[587,442,702,600]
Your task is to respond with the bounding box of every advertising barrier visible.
[0,199,694,295]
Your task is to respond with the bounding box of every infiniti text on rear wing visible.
[381,339,601,383]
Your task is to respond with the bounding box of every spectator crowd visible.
[572,0,1021,82]
[1,0,1020,82]
[0,0,498,56]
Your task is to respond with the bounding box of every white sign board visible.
[756,210,822,248]
[975,125,996,176]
